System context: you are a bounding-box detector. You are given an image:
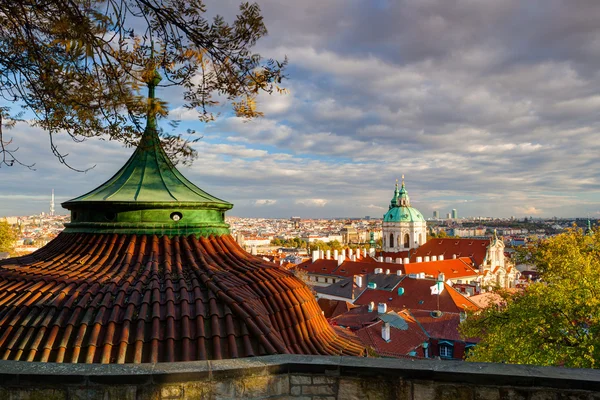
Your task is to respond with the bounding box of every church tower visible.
[382,177,427,252]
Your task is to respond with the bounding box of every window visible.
[389,233,394,248]
[418,233,422,245]
[439,344,454,358]
[404,233,410,248]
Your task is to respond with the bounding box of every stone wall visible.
[0,355,598,399]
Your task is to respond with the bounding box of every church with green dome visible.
[382,177,427,251]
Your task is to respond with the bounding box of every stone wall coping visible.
[0,355,598,391]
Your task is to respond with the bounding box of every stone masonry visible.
[0,355,598,399]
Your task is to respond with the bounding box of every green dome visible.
[383,178,424,222]
[384,206,425,222]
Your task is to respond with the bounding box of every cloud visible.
[254,199,277,206]
[4,1,600,218]
[295,199,329,207]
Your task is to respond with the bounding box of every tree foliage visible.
[0,220,16,253]
[0,0,286,169]
[460,228,600,368]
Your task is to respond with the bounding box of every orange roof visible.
[354,277,479,313]
[403,257,479,280]
[296,259,339,274]
[410,239,490,266]
[355,312,428,358]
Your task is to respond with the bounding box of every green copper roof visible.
[383,178,424,223]
[62,70,232,236]
[383,206,425,223]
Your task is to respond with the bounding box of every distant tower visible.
[50,189,55,217]
[433,210,439,219]
[451,208,458,219]
[585,219,594,236]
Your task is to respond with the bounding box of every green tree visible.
[0,220,16,253]
[460,228,600,368]
[0,0,286,168]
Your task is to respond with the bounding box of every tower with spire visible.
[381,176,427,252]
[50,189,55,217]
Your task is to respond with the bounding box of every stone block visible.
[312,376,336,385]
[530,392,559,400]
[290,386,301,396]
[181,383,211,400]
[301,385,335,396]
[290,375,312,385]
[413,381,436,400]
[474,387,500,400]
[436,385,473,400]
[338,377,399,400]
[160,385,183,399]
[499,388,529,400]
[19,388,67,400]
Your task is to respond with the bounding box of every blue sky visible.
[2,0,600,219]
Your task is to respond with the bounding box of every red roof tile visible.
[411,239,490,266]
[355,311,428,358]
[354,277,479,313]
[0,233,364,363]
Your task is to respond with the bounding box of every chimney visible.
[381,322,391,342]
[338,255,344,266]
[385,269,390,275]
[326,250,331,260]
[374,268,383,274]
[378,256,384,262]
[333,249,339,260]
[368,302,375,312]
[312,250,319,263]
[431,256,437,261]
[363,248,367,258]
[424,256,430,262]
[416,256,423,263]
[396,270,403,276]
[378,303,387,314]
[351,254,356,262]
[356,248,361,259]
[320,249,325,260]
[439,255,444,261]
[396,258,402,264]
[385,256,392,263]
[355,275,363,288]
[453,254,457,259]
[341,248,346,259]
[403,257,410,264]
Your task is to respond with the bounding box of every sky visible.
[2,0,600,219]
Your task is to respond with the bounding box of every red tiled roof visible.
[317,298,357,319]
[355,312,428,358]
[410,239,490,266]
[354,277,479,313]
[330,305,379,330]
[403,257,479,280]
[0,233,364,363]
[296,259,339,275]
[409,310,477,343]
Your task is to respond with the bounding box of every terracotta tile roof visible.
[410,239,490,266]
[0,233,364,363]
[296,259,339,275]
[404,257,479,280]
[409,310,477,343]
[330,305,379,330]
[317,298,357,319]
[354,277,479,313]
[355,311,428,358]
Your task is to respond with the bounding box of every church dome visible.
[0,74,364,363]
[383,179,425,223]
[384,206,425,222]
